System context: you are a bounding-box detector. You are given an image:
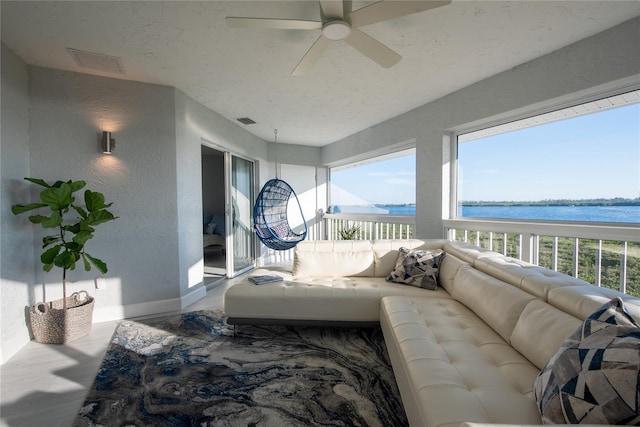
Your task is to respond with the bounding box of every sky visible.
[458,103,639,202]
[331,154,416,205]
[331,102,639,205]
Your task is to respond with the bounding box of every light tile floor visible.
[0,278,236,427]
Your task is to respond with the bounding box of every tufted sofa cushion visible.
[293,240,375,277]
[548,285,640,320]
[380,296,542,426]
[224,269,451,323]
[510,299,582,369]
[474,255,588,300]
[452,264,537,342]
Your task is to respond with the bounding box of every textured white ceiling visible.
[2,1,639,146]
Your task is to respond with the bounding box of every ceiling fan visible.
[226,0,451,76]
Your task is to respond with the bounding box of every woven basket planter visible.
[29,291,94,344]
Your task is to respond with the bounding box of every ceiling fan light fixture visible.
[322,20,351,41]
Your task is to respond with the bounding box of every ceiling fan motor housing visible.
[322,20,351,41]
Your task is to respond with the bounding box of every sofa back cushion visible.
[438,253,467,295]
[443,240,502,265]
[453,265,536,342]
[372,239,445,277]
[292,240,374,277]
[510,299,582,370]
[547,285,640,321]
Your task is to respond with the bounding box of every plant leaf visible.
[54,251,73,269]
[28,214,50,224]
[72,230,93,246]
[73,205,88,219]
[84,253,108,274]
[43,263,54,272]
[85,190,105,212]
[64,241,82,252]
[41,211,62,228]
[87,209,116,226]
[70,180,86,193]
[12,203,48,215]
[41,245,62,264]
[42,235,61,248]
[24,178,51,188]
[40,183,72,211]
[81,253,91,271]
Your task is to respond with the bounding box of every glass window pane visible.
[330,150,415,215]
[457,94,639,224]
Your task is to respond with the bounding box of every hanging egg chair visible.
[254,178,307,250]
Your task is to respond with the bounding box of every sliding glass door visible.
[226,153,255,277]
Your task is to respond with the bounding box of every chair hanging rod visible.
[274,128,280,180]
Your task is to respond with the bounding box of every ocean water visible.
[333,204,640,223]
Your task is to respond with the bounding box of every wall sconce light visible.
[101,131,115,154]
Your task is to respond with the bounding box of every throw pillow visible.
[386,247,444,290]
[533,297,640,424]
[205,222,217,234]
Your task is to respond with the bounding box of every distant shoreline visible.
[459,198,640,207]
[371,198,640,208]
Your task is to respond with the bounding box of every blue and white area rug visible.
[74,310,408,426]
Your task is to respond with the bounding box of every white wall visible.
[173,89,271,285]
[26,67,185,322]
[322,17,640,238]
[0,63,278,361]
[0,43,34,363]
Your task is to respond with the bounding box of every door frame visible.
[224,151,257,278]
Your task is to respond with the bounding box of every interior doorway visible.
[201,146,227,279]
[201,144,256,281]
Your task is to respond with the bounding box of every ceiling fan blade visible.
[226,17,322,31]
[320,1,345,19]
[350,0,451,28]
[345,28,401,68]
[292,36,330,76]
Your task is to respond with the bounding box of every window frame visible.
[450,87,640,223]
[328,147,417,215]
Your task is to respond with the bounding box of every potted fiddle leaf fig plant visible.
[11,178,117,344]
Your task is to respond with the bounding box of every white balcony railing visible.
[323,213,415,240]
[266,214,639,297]
[443,218,640,297]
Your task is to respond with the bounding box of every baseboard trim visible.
[92,286,207,323]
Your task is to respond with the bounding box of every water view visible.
[331,204,640,224]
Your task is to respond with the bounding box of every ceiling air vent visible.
[66,48,126,75]
[236,117,256,125]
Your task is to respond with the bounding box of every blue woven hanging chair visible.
[254,178,307,250]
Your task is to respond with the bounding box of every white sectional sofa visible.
[223,239,640,426]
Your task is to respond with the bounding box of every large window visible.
[330,149,416,215]
[456,91,639,224]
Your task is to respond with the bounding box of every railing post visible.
[502,233,507,255]
[621,241,628,294]
[595,239,602,287]
[573,238,579,278]
[521,233,534,263]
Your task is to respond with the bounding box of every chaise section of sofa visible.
[224,239,450,325]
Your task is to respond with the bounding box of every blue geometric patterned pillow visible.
[533,297,640,424]
[386,247,444,290]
